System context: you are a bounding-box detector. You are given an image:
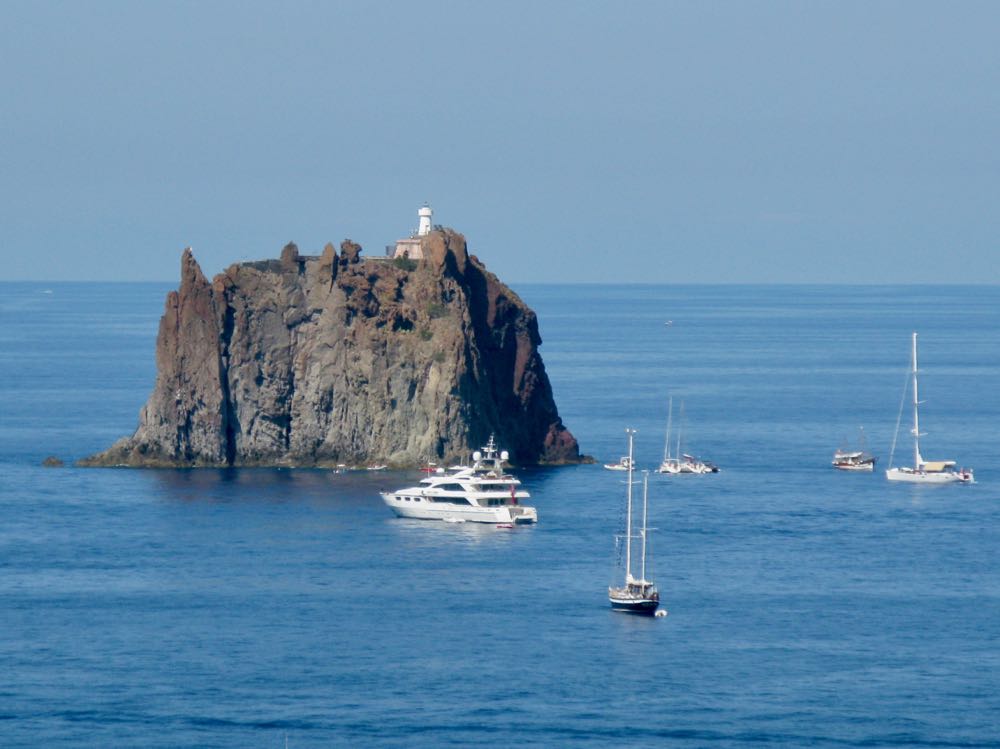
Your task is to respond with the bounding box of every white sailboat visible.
[655,397,718,474]
[885,332,973,484]
[609,429,660,615]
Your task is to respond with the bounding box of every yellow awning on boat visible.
[921,461,955,472]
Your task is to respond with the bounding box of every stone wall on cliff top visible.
[82,229,583,467]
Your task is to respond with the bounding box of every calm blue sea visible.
[1,283,998,748]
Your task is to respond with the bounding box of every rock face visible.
[82,229,583,467]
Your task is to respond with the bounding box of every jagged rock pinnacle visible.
[81,229,583,467]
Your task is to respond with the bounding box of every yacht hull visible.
[885,468,973,484]
[608,596,660,615]
[381,493,537,524]
[833,462,875,472]
[657,460,718,474]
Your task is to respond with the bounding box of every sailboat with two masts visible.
[885,332,973,484]
[655,397,718,474]
[609,429,661,615]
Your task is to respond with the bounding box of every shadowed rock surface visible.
[81,229,583,467]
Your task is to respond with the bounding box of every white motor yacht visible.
[381,436,537,524]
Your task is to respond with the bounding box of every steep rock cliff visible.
[83,229,583,467]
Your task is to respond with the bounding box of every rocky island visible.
[82,227,583,468]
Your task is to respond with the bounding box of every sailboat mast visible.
[676,402,683,460]
[911,332,921,468]
[640,471,649,582]
[625,429,635,581]
[662,397,673,463]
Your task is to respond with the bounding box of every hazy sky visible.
[2,1,998,283]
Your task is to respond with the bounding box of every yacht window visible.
[430,496,471,504]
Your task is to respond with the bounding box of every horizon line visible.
[2,279,999,288]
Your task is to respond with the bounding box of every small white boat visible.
[832,428,877,471]
[381,436,537,524]
[832,450,876,471]
[609,429,660,616]
[603,456,633,471]
[366,464,388,471]
[885,333,973,484]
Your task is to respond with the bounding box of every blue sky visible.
[2,1,998,283]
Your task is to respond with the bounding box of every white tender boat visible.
[380,436,537,524]
[885,333,973,484]
[609,429,660,615]
[603,456,634,471]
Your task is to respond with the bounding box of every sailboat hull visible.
[885,468,973,484]
[609,595,660,615]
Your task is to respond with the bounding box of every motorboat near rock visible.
[380,436,537,524]
[603,456,634,471]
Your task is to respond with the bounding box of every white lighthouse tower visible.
[417,204,433,236]
[389,204,436,259]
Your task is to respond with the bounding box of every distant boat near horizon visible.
[885,333,973,484]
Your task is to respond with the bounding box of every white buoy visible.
[655,609,668,618]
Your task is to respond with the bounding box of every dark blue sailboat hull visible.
[609,597,660,615]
